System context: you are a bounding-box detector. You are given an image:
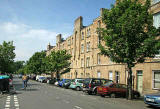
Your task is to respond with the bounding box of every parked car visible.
[69,78,84,91]
[63,79,72,89]
[144,92,160,107]
[47,78,57,84]
[43,77,51,83]
[97,83,140,98]
[58,79,70,87]
[38,76,46,83]
[83,78,113,95]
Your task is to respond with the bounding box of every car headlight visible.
[157,97,160,100]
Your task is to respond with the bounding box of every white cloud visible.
[0,22,70,61]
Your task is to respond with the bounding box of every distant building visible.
[47,0,160,95]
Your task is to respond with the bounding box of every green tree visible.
[99,0,160,99]
[13,61,25,73]
[0,41,15,74]
[27,51,47,74]
[46,50,71,79]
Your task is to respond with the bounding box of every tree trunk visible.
[127,65,133,100]
[56,72,60,80]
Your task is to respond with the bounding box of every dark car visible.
[97,83,140,98]
[63,79,72,89]
[144,92,160,107]
[83,78,113,95]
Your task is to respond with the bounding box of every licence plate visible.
[146,98,154,102]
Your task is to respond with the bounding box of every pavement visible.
[0,77,159,109]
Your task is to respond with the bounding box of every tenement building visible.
[47,0,160,95]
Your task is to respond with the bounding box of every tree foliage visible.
[26,51,47,74]
[0,41,15,73]
[46,50,72,79]
[99,0,160,99]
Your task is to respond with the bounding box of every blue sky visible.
[0,0,115,61]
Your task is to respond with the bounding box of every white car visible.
[38,77,46,83]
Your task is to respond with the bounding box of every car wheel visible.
[93,89,97,95]
[88,91,92,95]
[76,87,81,91]
[110,93,116,98]
[101,95,105,97]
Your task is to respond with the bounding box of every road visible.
[0,77,157,109]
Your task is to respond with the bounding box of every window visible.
[152,0,160,4]
[72,48,74,55]
[81,73,83,78]
[153,70,160,89]
[97,71,101,78]
[87,29,91,37]
[86,57,90,67]
[153,12,160,29]
[98,20,101,28]
[86,73,90,78]
[72,37,73,44]
[81,44,84,53]
[68,39,71,46]
[81,58,84,67]
[115,71,120,83]
[97,34,100,46]
[86,42,90,52]
[81,32,84,40]
[109,71,113,80]
[97,53,101,64]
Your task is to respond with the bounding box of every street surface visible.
[0,77,158,109]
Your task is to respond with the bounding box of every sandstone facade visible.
[46,0,160,95]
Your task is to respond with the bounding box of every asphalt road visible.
[0,77,158,109]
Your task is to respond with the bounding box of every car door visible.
[121,84,127,97]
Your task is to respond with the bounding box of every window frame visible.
[152,70,160,90]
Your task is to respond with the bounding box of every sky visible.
[0,0,115,61]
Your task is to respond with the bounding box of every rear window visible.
[103,81,113,86]
[77,80,84,83]
[72,79,75,82]
[84,79,91,84]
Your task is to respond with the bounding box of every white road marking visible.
[5,108,10,109]
[14,99,18,102]
[74,106,83,109]
[5,104,10,108]
[6,102,10,104]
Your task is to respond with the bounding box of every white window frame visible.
[152,70,160,90]
[81,44,84,53]
[86,42,90,52]
[153,12,160,29]
[97,71,101,78]
[97,53,101,64]
[109,71,113,80]
[81,58,84,67]
[115,71,120,83]
[87,29,91,37]
[86,57,90,67]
